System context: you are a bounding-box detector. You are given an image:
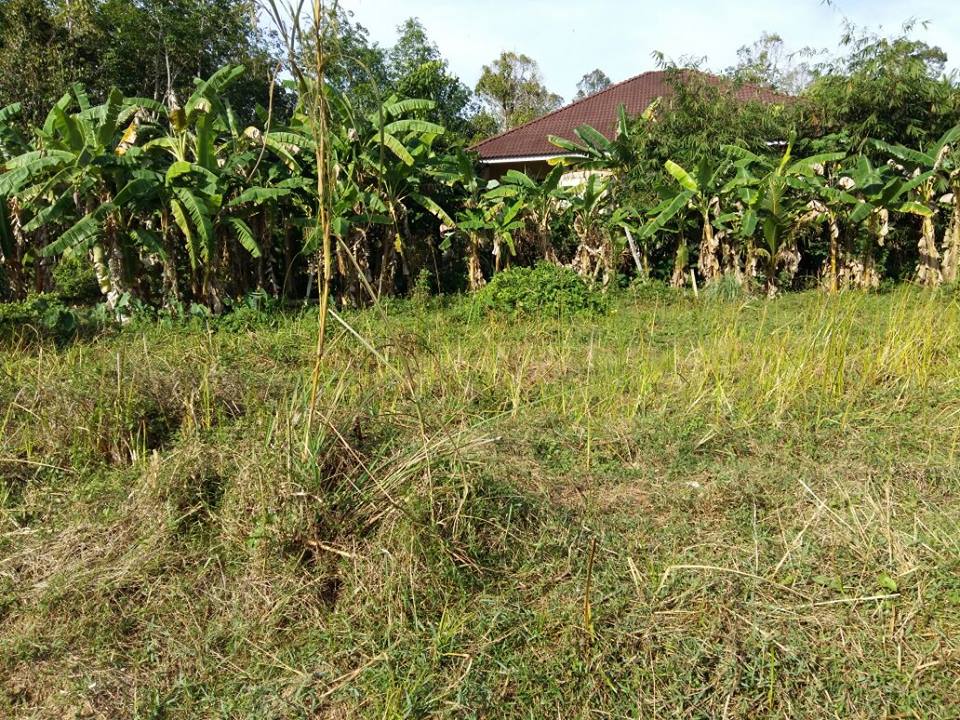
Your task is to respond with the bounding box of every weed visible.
[474,262,609,318]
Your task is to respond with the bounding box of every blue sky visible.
[337,0,960,100]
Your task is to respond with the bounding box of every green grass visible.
[2,287,960,718]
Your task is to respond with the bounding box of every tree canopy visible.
[0,0,275,125]
[475,51,563,131]
[575,69,613,100]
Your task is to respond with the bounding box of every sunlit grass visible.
[2,287,960,718]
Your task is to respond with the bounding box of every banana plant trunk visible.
[918,215,943,287]
[1,197,30,300]
[99,212,128,311]
[91,243,116,307]
[467,233,485,292]
[828,212,840,293]
[336,231,373,307]
[624,227,647,279]
[744,238,758,284]
[718,232,742,283]
[574,242,592,278]
[539,218,559,265]
[860,210,886,290]
[378,206,406,298]
[671,237,688,288]
[600,232,614,287]
[942,191,960,284]
[160,212,181,304]
[917,183,943,287]
[697,205,722,283]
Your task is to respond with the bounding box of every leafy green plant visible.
[411,266,433,306]
[473,262,608,317]
[52,253,100,304]
[0,293,79,344]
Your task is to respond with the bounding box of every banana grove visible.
[2,64,960,312]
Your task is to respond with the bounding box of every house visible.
[471,70,791,180]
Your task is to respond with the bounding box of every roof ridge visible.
[471,69,667,152]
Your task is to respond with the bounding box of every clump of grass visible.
[2,287,960,717]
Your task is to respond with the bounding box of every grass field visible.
[2,287,960,718]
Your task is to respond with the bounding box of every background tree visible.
[0,0,279,126]
[0,0,86,126]
[804,21,960,151]
[575,69,612,100]
[388,19,476,141]
[725,32,821,94]
[314,5,390,115]
[388,18,438,77]
[475,51,562,131]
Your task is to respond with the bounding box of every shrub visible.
[629,277,681,303]
[52,254,101,304]
[701,273,750,301]
[0,294,80,344]
[474,263,608,317]
[411,267,433,307]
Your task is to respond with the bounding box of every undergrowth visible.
[473,262,609,318]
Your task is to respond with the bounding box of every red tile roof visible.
[472,70,792,161]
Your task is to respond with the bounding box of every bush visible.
[474,263,608,317]
[52,254,101,304]
[410,267,433,307]
[629,277,681,303]
[701,273,751,302]
[0,294,80,344]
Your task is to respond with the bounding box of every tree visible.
[388,19,475,140]
[313,5,390,115]
[389,18,439,77]
[98,0,271,107]
[723,143,845,296]
[873,125,960,286]
[624,68,795,218]
[0,0,279,127]
[475,52,562,131]
[663,158,729,282]
[0,103,32,298]
[0,85,164,308]
[0,0,82,126]
[567,175,611,283]
[575,69,612,100]
[805,22,960,152]
[726,32,819,95]
[497,167,566,265]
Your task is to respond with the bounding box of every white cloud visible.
[339,0,960,100]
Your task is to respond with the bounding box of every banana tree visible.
[434,148,489,291]
[349,96,454,298]
[0,85,165,308]
[639,187,696,287]
[480,186,525,274]
[495,166,565,265]
[438,171,523,291]
[663,158,731,283]
[873,124,960,285]
[140,65,306,308]
[567,174,615,285]
[547,101,656,178]
[811,157,934,290]
[608,204,653,279]
[722,143,846,296]
[0,103,31,298]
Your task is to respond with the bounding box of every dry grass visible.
[2,286,960,718]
